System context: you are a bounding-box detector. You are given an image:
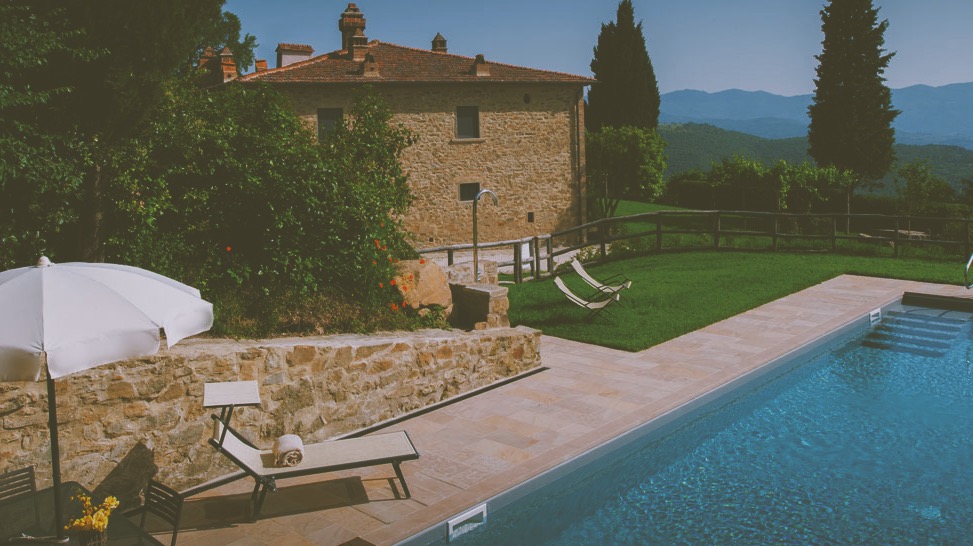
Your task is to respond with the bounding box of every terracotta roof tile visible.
[240,41,594,85]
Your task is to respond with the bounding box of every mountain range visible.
[660,82,973,150]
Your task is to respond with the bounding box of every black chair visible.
[139,480,184,546]
[0,466,41,535]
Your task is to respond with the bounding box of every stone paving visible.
[153,275,971,546]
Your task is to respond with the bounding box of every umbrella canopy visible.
[0,257,213,541]
[0,256,213,380]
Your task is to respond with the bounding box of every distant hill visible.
[660,82,973,149]
[659,123,973,191]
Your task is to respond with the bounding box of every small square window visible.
[317,108,342,139]
[456,106,480,139]
[459,182,481,202]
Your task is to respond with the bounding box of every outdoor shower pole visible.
[472,189,498,283]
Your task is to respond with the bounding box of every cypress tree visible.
[808,0,899,217]
[587,0,660,131]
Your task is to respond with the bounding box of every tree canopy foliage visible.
[587,0,660,131]
[586,126,667,219]
[808,0,898,183]
[0,2,422,335]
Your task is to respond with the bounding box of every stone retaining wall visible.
[0,327,541,505]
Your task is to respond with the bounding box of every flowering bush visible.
[65,490,120,533]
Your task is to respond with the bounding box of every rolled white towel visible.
[273,434,304,467]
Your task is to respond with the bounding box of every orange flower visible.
[402,286,408,292]
[391,303,399,311]
[390,279,396,286]
[378,282,383,288]
[382,246,387,251]
[419,259,425,264]
[225,246,232,252]
[372,260,377,265]
[408,274,414,280]
[374,239,381,249]
[401,301,407,308]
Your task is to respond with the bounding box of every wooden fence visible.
[418,210,973,284]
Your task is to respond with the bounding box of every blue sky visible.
[224,0,973,97]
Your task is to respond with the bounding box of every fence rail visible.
[418,210,973,284]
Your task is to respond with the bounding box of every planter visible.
[76,531,108,546]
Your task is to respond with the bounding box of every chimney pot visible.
[254,59,268,73]
[339,3,367,51]
[432,33,447,53]
[275,43,314,68]
[471,54,490,76]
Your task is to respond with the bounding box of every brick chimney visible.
[339,3,366,51]
[362,52,378,77]
[471,54,490,76]
[349,28,369,61]
[432,33,447,53]
[219,47,237,83]
[275,43,314,68]
[254,59,268,73]
[198,46,216,70]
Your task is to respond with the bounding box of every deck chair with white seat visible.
[554,276,621,322]
[570,259,631,297]
[209,416,419,521]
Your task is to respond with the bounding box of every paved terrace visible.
[165,275,971,546]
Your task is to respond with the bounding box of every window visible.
[456,106,480,139]
[459,182,480,202]
[317,108,342,139]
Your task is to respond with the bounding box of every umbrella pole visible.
[46,371,67,542]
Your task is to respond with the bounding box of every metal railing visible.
[418,210,973,284]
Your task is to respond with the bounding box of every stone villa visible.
[236,3,594,247]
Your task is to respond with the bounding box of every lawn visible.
[506,250,964,352]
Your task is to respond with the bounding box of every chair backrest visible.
[0,465,40,531]
[141,479,184,546]
[554,277,617,310]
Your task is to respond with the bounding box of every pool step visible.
[862,310,967,357]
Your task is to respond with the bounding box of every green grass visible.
[507,251,963,352]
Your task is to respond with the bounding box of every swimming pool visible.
[430,303,973,544]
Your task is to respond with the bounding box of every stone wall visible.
[280,83,587,246]
[0,327,541,504]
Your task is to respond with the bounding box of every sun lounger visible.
[554,276,620,322]
[570,259,631,296]
[209,416,419,521]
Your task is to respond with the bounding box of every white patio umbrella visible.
[0,256,213,542]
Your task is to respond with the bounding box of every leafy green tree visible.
[0,0,91,268]
[586,126,666,219]
[194,11,258,73]
[808,0,899,229]
[895,161,956,216]
[106,79,417,332]
[25,1,225,261]
[587,0,660,131]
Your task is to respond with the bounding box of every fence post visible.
[447,248,454,266]
[655,212,663,252]
[546,237,554,275]
[831,216,837,252]
[712,211,721,250]
[893,217,900,258]
[513,242,523,284]
[966,220,971,260]
[771,214,779,251]
[600,221,608,260]
[532,236,541,279]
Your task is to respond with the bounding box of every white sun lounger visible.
[570,259,632,296]
[554,277,620,322]
[209,416,419,521]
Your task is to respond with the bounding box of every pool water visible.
[449,307,973,545]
